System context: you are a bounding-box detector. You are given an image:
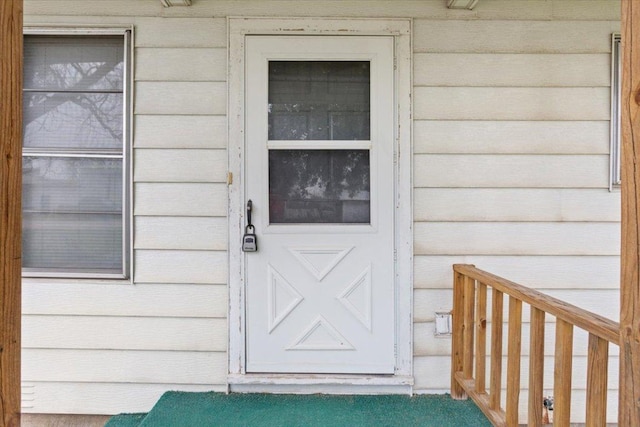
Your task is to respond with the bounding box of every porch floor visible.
[21,414,111,427]
[105,392,491,426]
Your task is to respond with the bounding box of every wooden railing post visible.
[490,289,504,413]
[620,1,640,425]
[475,283,487,394]
[451,266,466,399]
[463,274,476,380]
[0,1,23,426]
[554,319,574,426]
[528,308,545,427]
[586,334,608,426]
[506,296,522,426]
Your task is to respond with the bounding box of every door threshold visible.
[228,374,413,395]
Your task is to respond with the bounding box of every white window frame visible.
[611,33,622,191]
[22,27,134,279]
[227,17,413,391]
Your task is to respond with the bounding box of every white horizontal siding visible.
[135,216,227,250]
[414,222,619,256]
[552,1,621,20]
[126,15,229,411]
[24,16,145,26]
[23,1,621,21]
[136,17,227,48]
[135,81,226,115]
[414,53,610,87]
[415,189,620,222]
[22,382,222,415]
[414,255,620,290]
[414,154,608,188]
[413,323,451,357]
[135,250,227,284]
[23,282,227,318]
[24,1,160,17]
[23,349,227,384]
[414,120,609,154]
[414,87,610,121]
[23,316,227,351]
[136,48,226,82]
[135,183,227,216]
[413,289,456,323]
[414,20,618,53]
[134,115,227,149]
[134,149,227,183]
[413,356,449,390]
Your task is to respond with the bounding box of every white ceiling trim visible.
[447,0,479,10]
[160,0,479,11]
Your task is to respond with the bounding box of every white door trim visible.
[227,17,413,391]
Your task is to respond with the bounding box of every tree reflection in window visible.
[269,150,370,224]
[22,35,127,276]
[268,61,370,141]
[23,36,124,150]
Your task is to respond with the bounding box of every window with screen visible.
[22,31,131,278]
[267,61,371,224]
[611,33,621,191]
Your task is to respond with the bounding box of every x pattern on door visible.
[268,246,372,350]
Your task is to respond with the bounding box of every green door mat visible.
[106,392,491,427]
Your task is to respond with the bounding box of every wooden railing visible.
[451,264,620,426]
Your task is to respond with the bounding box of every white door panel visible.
[245,36,395,374]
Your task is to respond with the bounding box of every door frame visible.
[227,17,413,392]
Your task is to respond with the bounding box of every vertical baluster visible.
[506,297,523,426]
[490,289,504,412]
[528,308,545,427]
[554,319,574,426]
[463,275,476,380]
[451,267,466,399]
[476,282,487,394]
[586,333,608,426]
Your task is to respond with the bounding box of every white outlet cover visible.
[435,312,452,336]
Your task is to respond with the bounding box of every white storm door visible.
[245,36,395,374]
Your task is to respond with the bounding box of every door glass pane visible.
[268,61,370,140]
[269,150,370,224]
